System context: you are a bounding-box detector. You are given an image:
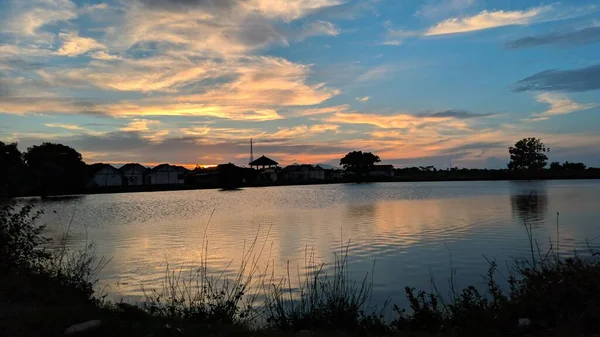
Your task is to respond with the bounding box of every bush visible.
[0,201,107,301]
[0,201,49,269]
[392,241,600,336]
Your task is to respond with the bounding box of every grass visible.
[3,201,600,336]
[140,216,268,327]
[262,247,387,334]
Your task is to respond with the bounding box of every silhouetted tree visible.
[562,161,586,171]
[340,151,381,177]
[549,162,562,171]
[0,141,25,196]
[218,163,243,189]
[24,143,86,196]
[508,138,548,172]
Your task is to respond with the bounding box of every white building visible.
[88,164,123,187]
[119,163,148,186]
[148,164,188,185]
[258,167,279,182]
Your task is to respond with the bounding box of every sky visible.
[1,0,599,169]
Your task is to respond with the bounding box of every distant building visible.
[258,167,279,182]
[148,164,188,184]
[369,165,395,178]
[119,163,149,186]
[187,165,220,186]
[325,169,344,180]
[87,163,123,187]
[249,155,278,169]
[280,164,326,181]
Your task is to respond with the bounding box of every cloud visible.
[382,21,420,45]
[424,6,551,36]
[0,96,104,116]
[13,129,352,166]
[298,21,341,40]
[44,123,85,131]
[513,64,600,92]
[121,119,161,132]
[355,96,370,102]
[505,26,600,49]
[1,0,342,122]
[247,0,345,21]
[324,111,472,130]
[355,63,418,83]
[108,0,343,59]
[416,110,496,119]
[57,32,106,56]
[270,124,340,138]
[120,118,170,142]
[135,0,344,20]
[3,0,78,36]
[532,93,597,118]
[415,0,475,18]
[297,104,350,116]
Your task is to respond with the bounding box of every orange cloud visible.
[424,6,552,36]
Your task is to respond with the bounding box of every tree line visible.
[2,138,597,197]
[339,137,595,178]
[1,142,86,197]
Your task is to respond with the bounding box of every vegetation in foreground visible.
[2,202,600,336]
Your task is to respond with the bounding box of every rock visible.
[295,330,312,337]
[518,318,531,328]
[64,320,102,335]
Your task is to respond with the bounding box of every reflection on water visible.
[31,180,600,305]
[510,181,549,225]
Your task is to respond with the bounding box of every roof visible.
[249,155,278,166]
[151,163,189,172]
[119,163,148,173]
[281,164,325,173]
[87,163,120,176]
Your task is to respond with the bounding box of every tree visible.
[549,162,562,171]
[0,141,25,196]
[507,138,548,172]
[562,161,586,171]
[24,142,86,196]
[340,151,381,176]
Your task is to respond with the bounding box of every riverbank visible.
[19,170,600,197]
[4,249,600,336]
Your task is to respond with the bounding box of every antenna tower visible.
[249,138,254,164]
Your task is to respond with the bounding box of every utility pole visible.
[249,138,254,165]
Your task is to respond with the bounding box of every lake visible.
[34,180,600,308]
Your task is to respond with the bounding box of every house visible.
[119,163,149,186]
[325,169,344,181]
[280,164,326,181]
[148,164,188,185]
[369,165,395,178]
[258,167,279,182]
[187,165,220,186]
[87,163,123,187]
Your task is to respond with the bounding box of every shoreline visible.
[17,174,600,198]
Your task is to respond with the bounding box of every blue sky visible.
[1,0,599,168]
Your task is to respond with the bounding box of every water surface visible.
[35,180,600,307]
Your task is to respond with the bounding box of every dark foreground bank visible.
[3,202,600,336]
